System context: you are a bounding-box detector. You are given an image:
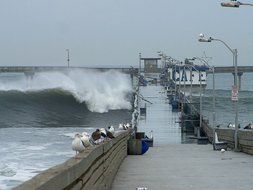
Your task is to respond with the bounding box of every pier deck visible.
[112,85,253,190]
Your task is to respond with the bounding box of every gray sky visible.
[0,0,252,67]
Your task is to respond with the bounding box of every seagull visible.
[119,122,133,130]
[72,133,85,159]
[100,128,107,138]
[90,129,106,145]
[82,131,89,137]
[149,130,153,139]
[108,125,115,135]
[106,129,115,139]
[227,123,235,128]
[100,127,115,139]
[81,132,92,147]
[244,123,253,129]
[118,123,125,130]
[220,148,226,160]
[91,129,102,141]
[125,123,131,128]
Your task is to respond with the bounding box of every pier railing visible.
[183,97,253,155]
[202,121,253,154]
[14,130,130,190]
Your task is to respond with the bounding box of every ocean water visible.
[193,72,253,128]
[0,69,133,189]
[1,70,252,189]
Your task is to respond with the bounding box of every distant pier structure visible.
[139,57,161,79]
[139,56,253,90]
[208,66,253,90]
[0,66,139,79]
[0,65,252,89]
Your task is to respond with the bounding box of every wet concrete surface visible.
[112,85,253,190]
[137,85,185,145]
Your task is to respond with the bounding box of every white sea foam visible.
[25,145,47,151]
[0,163,39,190]
[63,132,79,139]
[0,69,133,113]
[0,127,75,189]
[62,128,95,139]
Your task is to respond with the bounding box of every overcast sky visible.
[0,0,252,67]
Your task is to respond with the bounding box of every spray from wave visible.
[0,69,133,113]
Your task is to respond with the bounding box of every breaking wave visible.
[0,69,133,113]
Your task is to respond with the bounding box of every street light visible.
[198,33,239,151]
[66,49,70,68]
[192,57,216,146]
[221,1,253,7]
[184,62,203,136]
[139,53,141,75]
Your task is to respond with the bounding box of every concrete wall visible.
[202,121,253,155]
[238,130,253,155]
[182,101,253,155]
[14,130,130,190]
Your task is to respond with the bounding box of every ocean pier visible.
[0,66,138,74]
[163,59,253,154]
[0,66,138,82]
[4,63,253,190]
[112,84,253,190]
[182,94,253,154]
[112,57,253,189]
[2,1,253,189]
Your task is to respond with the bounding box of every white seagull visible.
[118,123,124,130]
[81,132,92,147]
[221,148,226,160]
[227,123,235,128]
[72,133,85,158]
[100,128,107,138]
[119,123,130,130]
[125,123,131,128]
[108,125,115,135]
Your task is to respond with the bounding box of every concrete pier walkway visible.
[112,85,253,190]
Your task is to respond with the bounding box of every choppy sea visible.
[0,69,133,189]
[197,72,253,128]
[0,70,252,189]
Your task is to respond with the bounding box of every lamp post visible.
[184,63,203,134]
[221,1,253,7]
[139,53,141,76]
[199,66,202,135]
[178,63,181,101]
[183,65,186,100]
[192,57,216,145]
[66,49,70,68]
[198,34,239,151]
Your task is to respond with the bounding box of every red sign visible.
[231,85,238,101]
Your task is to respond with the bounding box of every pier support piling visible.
[237,72,243,90]
[24,71,35,80]
[232,72,243,90]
